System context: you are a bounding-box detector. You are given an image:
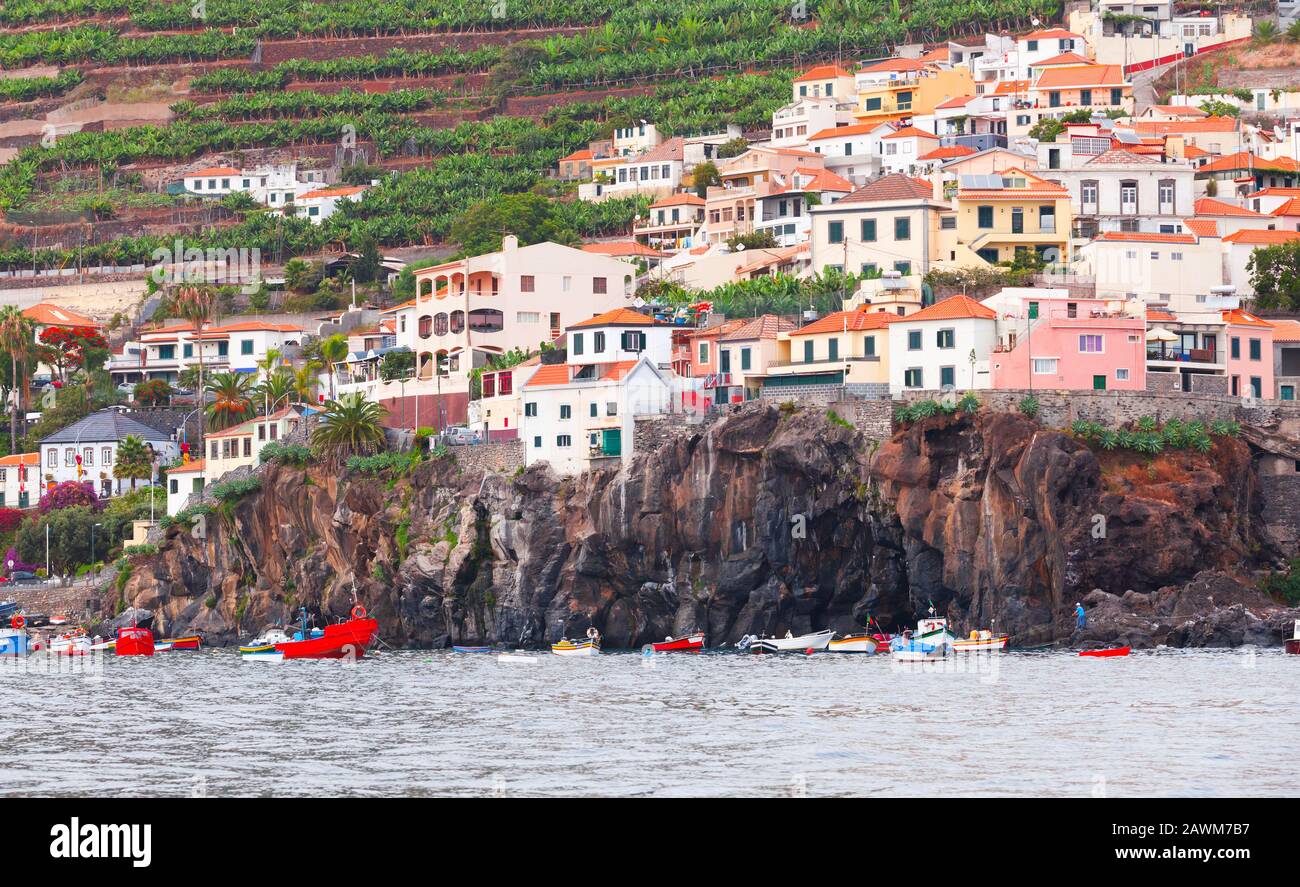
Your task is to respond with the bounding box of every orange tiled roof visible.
[1222,308,1273,328]
[1222,229,1300,245]
[721,314,797,341]
[522,363,569,388]
[1033,52,1092,67]
[1269,319,1300,342]
[1096,231,1198,244]
[795,64,853,82]
[935,94,976,110]
[650,192,704,207]
[168,459,206,474]
[559,149,593,162]
[1147,308,1178,322]
[919,46,949,63]
[1183,218,1219,237]
[1131,117,1239,136]
[903,294,996,322]
[1183,144,1210,159]
[1151,104,1207,117]
[808,121,887,140]
[1270,197,1300,216]
[860,57,928,74]
[0,452,39,467]
[1022,28,1082,40]
[1247,187,1300,199]
[580,241,668,258]
[839,173,934,203]
[568,308,657,329]
[992,79,1031,95]
[188,167,240,177]
[1034,63,1126,89]
[1194,197,1266,217]
[603,360,641,381]
[21,303,101,328]
[1198,152,1300,174]
[789,307,898,337]
[882,125,939,140]
[298,185,368,200]
[920,145,976,161]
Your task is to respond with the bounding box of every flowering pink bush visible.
[1,547,38,575]
[0,508,22,535]
[38,481,102,513]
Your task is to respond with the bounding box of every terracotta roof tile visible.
[860,58,928,74]
[789,307,899,337]
[920,145,976,161]
[1222,229,1300,245]
[568,308,657,329]
[21,303,101,328]
[1096,231,1198,244]
[650,192,705,207]
[1222,308,1273,328]
[1183,218,1220,237]
[795,64,853,82]
[579,241,667,258]
[720,314,797,341]
[808,121,888,140]
[838,173,934,203]
[1194,197,1266,217]
[168,459,206,474]
[1032,52,1092,67]
[902,294,996,322]
[1131,117,1239,136]
[298,185,368,200]
[1034,63,1126,89]
[882,125,939,141]
[1269,319,1300,342]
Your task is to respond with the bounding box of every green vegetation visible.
[1247,240,1300,311]
[640,269,862,318]
[259,442,314,465]
[0,69,84,102]
[313,393,388,460]
[208,476,263,502]
[1070,417,1226,455]
[1017,395,1040,419]
[1261,557,1300,605]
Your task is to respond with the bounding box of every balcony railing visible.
[1146,344,1220,364]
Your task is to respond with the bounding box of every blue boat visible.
[452,645,492,654]
[0,601,17,621]
[0,627,30,657]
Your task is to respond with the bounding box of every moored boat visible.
[452,645,492,654]
[827,634,878,654]
[553,628,602,657]
[890,611,955,662]
[50,630,91,657]
[159,636,201,651]
[241,607,379,661]
[643,632,705,654]
[1078,646,1131,657]
[739,629,834,654]
[952,629,1009,653]
[1286,620,1300,655]
[115,626,155,657]
[0,615,29,657]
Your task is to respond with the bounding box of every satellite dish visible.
[1031,17,1041,26]
[736,243,746,251]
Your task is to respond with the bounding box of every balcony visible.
[1146,344,1221,365]
[768,355,880,372]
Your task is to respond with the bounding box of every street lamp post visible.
[90,522,102,584]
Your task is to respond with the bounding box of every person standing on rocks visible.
[1075,602,1087,630]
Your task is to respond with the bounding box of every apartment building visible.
[809,173,947,278]
[108,321,306,386]
[0,453,39,510]
[953,168,1073,265]
[39,411,179,500]
[887,295,998,393]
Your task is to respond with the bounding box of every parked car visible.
[441,426,481,445]
[0,571,41,586]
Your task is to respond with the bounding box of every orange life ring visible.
[10,615,24,630]
[351,605,367,620]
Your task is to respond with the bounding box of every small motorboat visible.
[643,632,705,654]
[890,611,956,662]
[1286,620,1299,655]
[115,626,155,657]
[952,629,1009,653]
[739,629,834,654]
[158,636,201,651]
[452,645,492,654]
[552,628,601,657]
[0,615,30,657]
[241,607,379,662]
[1079,646,1131,657]
[50,630,91,657]
[827,634,878,654]
[0,601,17,621]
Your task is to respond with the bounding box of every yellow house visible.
[953,167,1073,266]
[854,60,974,126]
[762,306,902,399]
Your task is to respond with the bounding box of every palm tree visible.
[175,286,219,408]
[0,306,34,456]
[205,371,255,431]
[292,360,322,404]
[311,393,387,460]
[257,368,295,414]
[319,334,350,401]
[113,435,153,491]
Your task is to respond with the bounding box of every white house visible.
[39,411,179,501]
[166,459,206,517]
[108,321,305,386]
[0,453,39,510]
[887,295,997,393]
[1077,228,1224,313]
[291,185,369,223]
[879,126,942,175]
[1222,229,1300,297]
[521,308,676,475]
[806,121,890,186]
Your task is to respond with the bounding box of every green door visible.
[601,429,622,457]
[1093,375,1107,390]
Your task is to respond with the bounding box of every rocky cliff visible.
[106,405,1299,649]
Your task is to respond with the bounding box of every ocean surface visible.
[1,647,1296,797]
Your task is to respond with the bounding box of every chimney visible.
[930,170,944,201]
[502,234,518,251]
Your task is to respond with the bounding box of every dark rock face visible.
[107,406,1292,649]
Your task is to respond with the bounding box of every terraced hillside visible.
[0,0,1063,272]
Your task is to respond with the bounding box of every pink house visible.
[1222,309,1274,400]
[986,290,1147,391]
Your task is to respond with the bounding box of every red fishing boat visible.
[242,606,379,662]
[156,636,202,652]
[115,626,155,657]
[1286,620,1299,655]
[1079,646,1130,657]
[643,632,705,654]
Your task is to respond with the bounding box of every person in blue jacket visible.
[1075,602,1087,630]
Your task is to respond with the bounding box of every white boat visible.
[50,632,92,656]
[827,634,879,654]
[952,630,1008,653]
[241,652,285,664]
[890,612,955,662]
[740,629,834,653]
[239,627,295,657]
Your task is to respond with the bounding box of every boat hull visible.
[0,628,29,657]
[115,627,155,657]
[828,635,878,654]
[452,645,492,654]
[260,617,379,660]
[1079,646,1131,657]
[50,636,91,656]
[1284,639,1299,655]
[645,633,705,653]
[552,639,600,657]
[160,636,201,651]
[748,629,834,653]
[952,634,1009,653]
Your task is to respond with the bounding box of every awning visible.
[1147,327,1178,342]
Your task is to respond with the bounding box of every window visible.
[183,344,194,358]
[1231,337,1240,359]
[65,448,75,466]
[525,402,537,417]
[594,331,606,353]
[620,331,645,352]
[1079,334,1103,353]
[864,335,876,357]
[904,368,923,388]
[1079,89,1092,107]
[243,438,252,458]
[103,447,112,465]
[977,206,994,228]
[556,435,572,448]
[907,330,922,351]
[1249,338,1261,361]
[894,261,911,275]
[1049,90,1062,107]
[158,345,175,361]
[593,277,607,294]
[1158,179,1175,211]
[573,333,584,356]
[48,450,56,468]
[804,340,814,362]
[719,350,732,374]
[258,423,267,441]
[1116,368,1130,381]
[861,263,878,276]
[1032,358,1058,374]
[740,347,752,371]
[590,402,598,418]
[1011,206,1024,234]
[940,366,955,388]
[941,216,956,230]
[861,219,877,242]
[308,207,319,218]
[520,275,535,292]
[894,217,910,240]
[1110,88,1122,106]
[1081,180,1098,208]
[533,436,542,448]
[1027,39,1038,50]
[434,313,448,336]
[828,221,844,243]
[698,342,710,363]
[1250,377,1262,399]
[1038,205,1055,233]
[210,441,218,460]
[828,338,839,361]
[241,340,254,355]
[560,405,572,420]
[169,479,178,495]
[516,311,540,324]
[937,328,955,349]
[83,447,93,467]
[607,402,618,416]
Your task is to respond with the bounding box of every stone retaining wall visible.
[448,440,523,475]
